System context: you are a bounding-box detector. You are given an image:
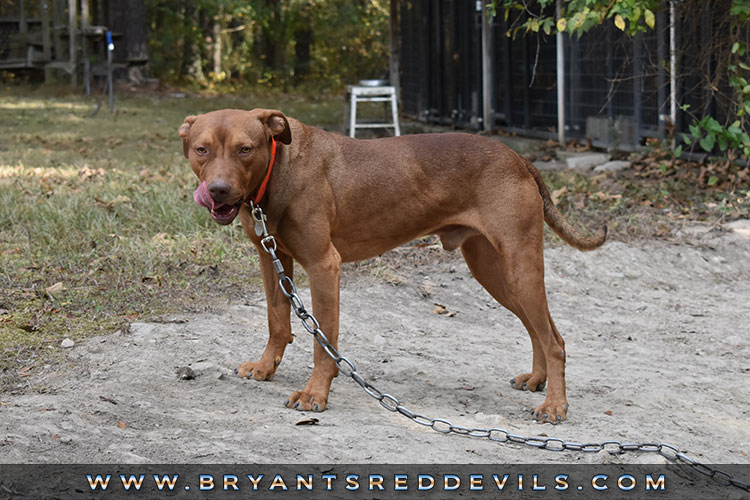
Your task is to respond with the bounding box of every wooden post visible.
[47,0,65,83]
[52,0,63,63]
[80,0,90,29]
[81,0,90,93]
[41,0,51,61]
[107,32,114,112]
[68,0,77,87]
[19,0,27,33]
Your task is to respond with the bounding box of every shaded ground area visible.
[1,224,748,467]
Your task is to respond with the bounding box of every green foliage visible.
[680,106,748,155]
[495,0,662,37]
[730,0,750,19]
[680,114,750,159]
[495,0,748,37]
[306,1,390,88]
[676,29,750,160]
[144,0,390,90]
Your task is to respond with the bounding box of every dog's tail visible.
[524,159,607,251]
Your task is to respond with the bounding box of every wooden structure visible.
[0,0,147,88]
[0,0,52,71]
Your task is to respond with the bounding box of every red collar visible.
[249,137,277,205]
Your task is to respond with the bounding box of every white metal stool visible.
[346,84,400,138]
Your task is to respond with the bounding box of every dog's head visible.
[178,108,292,225]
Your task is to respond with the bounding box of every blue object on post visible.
[106,31,114,52]
[106,31,114,112]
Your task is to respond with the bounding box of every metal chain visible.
[248,202,749,493]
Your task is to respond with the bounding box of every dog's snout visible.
[208,180,232,204]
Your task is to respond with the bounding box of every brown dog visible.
[179,108,606,423]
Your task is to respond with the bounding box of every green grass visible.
[0,87,346,382]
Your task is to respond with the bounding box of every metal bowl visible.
[358,79,389,87]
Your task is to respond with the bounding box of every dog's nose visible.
[207,180,232,204]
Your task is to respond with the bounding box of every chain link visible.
[247,202,750,494]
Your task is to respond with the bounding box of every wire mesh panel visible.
[400,0,429,118]
[399,1,743,146]
[400,0,482,128]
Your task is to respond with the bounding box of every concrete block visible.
[563,152,610,171]
[533,159,568,171]
[725,219,750,239]
[594,160,631,173]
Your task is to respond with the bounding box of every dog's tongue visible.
[193,181,218,210]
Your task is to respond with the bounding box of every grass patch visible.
[0,87,345,384]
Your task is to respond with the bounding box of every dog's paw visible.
[285,390,328,412]
[235,358,280,381]
[510,372,546,392]
[531,400,568,423]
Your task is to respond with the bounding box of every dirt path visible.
[1,225,749,465]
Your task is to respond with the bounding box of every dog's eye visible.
[195,146,208,155]
[239,146,253,155]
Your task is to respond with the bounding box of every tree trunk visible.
[256,0,285,78]
[293,2,313,84]
[212,5,223,77]
[108,0,148,63]
[182,3,206,84]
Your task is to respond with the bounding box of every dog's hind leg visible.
[461,232,568,423]
[461,235,547,392]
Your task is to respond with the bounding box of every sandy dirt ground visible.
[1,223,749,470]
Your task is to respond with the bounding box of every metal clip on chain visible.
[246,202,749,494]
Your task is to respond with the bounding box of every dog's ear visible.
[178,115,198,158]
[260,110,292,145]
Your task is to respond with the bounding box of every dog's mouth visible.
[210,204,239,223]
[193,181,241,224]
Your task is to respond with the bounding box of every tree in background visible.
[144,0,390,91]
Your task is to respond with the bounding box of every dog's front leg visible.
[236,247,294,381]
[286,245,342,412]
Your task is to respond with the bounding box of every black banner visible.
[0,464,747,499]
